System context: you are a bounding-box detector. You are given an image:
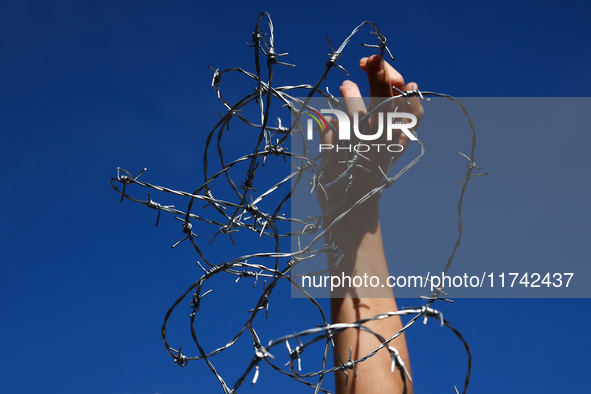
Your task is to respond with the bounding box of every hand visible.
[317,54,424,229]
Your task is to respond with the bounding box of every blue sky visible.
[1,1,590,393]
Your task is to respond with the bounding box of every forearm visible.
[327,205,412,393]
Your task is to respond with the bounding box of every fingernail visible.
[342,80,354,86]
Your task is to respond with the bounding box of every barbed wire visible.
[110,11,486,393]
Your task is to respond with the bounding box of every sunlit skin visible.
[318,54,424,394]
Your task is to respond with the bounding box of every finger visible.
[339,80,367,118]
[364,55,398,130]
[396,82,424,148]
[339,80,367,144]
[360,56,405,93]
[320,116,339,145]
[403,82,424,124]
[365,55,393,99]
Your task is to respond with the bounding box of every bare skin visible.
[318,54,423,393]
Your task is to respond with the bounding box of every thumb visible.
[320,116,338,145]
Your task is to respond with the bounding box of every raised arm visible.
[318,55,423,393]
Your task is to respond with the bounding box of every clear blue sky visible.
[1,1,590,393]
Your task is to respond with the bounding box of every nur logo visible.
[303,108,418,153]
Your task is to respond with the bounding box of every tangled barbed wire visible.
[111,12,486,394]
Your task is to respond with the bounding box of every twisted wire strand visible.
[111,12,486,393]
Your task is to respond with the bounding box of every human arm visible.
[319,54,423,393]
